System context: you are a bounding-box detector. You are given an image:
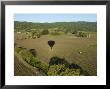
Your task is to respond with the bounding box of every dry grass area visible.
[15,33,97,76]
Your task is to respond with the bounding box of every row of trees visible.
[16,28,91,39]
[15,47,85,76]
[16,28,66,40]
[15,47,48,74]
[14,21,97,33]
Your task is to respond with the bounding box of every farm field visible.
[14,32,97,76]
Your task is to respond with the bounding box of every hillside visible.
[14,21,97,32]
[14,52,45,76]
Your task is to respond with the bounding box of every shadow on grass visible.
[49,56,69,67]
[29,49,37,56]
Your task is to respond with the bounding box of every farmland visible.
[14,21,97,76]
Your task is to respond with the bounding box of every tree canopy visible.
[14,21,97,33]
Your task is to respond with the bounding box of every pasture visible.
[14,32,97,76]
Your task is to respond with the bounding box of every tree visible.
[48,56,82,76]
[72,30,77,34]
[47,64,65,76]
[41,29,49,35]
[60,68,80,76]
[76,31,88,37]
[47,64,80,76]
[36,33,41,38]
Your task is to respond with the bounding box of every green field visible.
[14,32,97,76]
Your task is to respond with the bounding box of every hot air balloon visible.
[48,40,55,50]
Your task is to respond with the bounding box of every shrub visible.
[72,30,77,34]
[39,62,48,74]
[48,56,82,76]
[47,64,66,76]
[41,29,49,35]
[31,30,41,38]
[36,33,41,38]
[30,57,40,67]
[15,47,23,53]
[47,64,81,76]
[60,68,80,76]
[19,50,34,63]
[76,31,88,37]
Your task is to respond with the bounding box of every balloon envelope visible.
[48,40,55,49]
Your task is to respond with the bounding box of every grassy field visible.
[14,32,97,76]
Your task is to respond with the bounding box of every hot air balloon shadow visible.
[48,40,55,50]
